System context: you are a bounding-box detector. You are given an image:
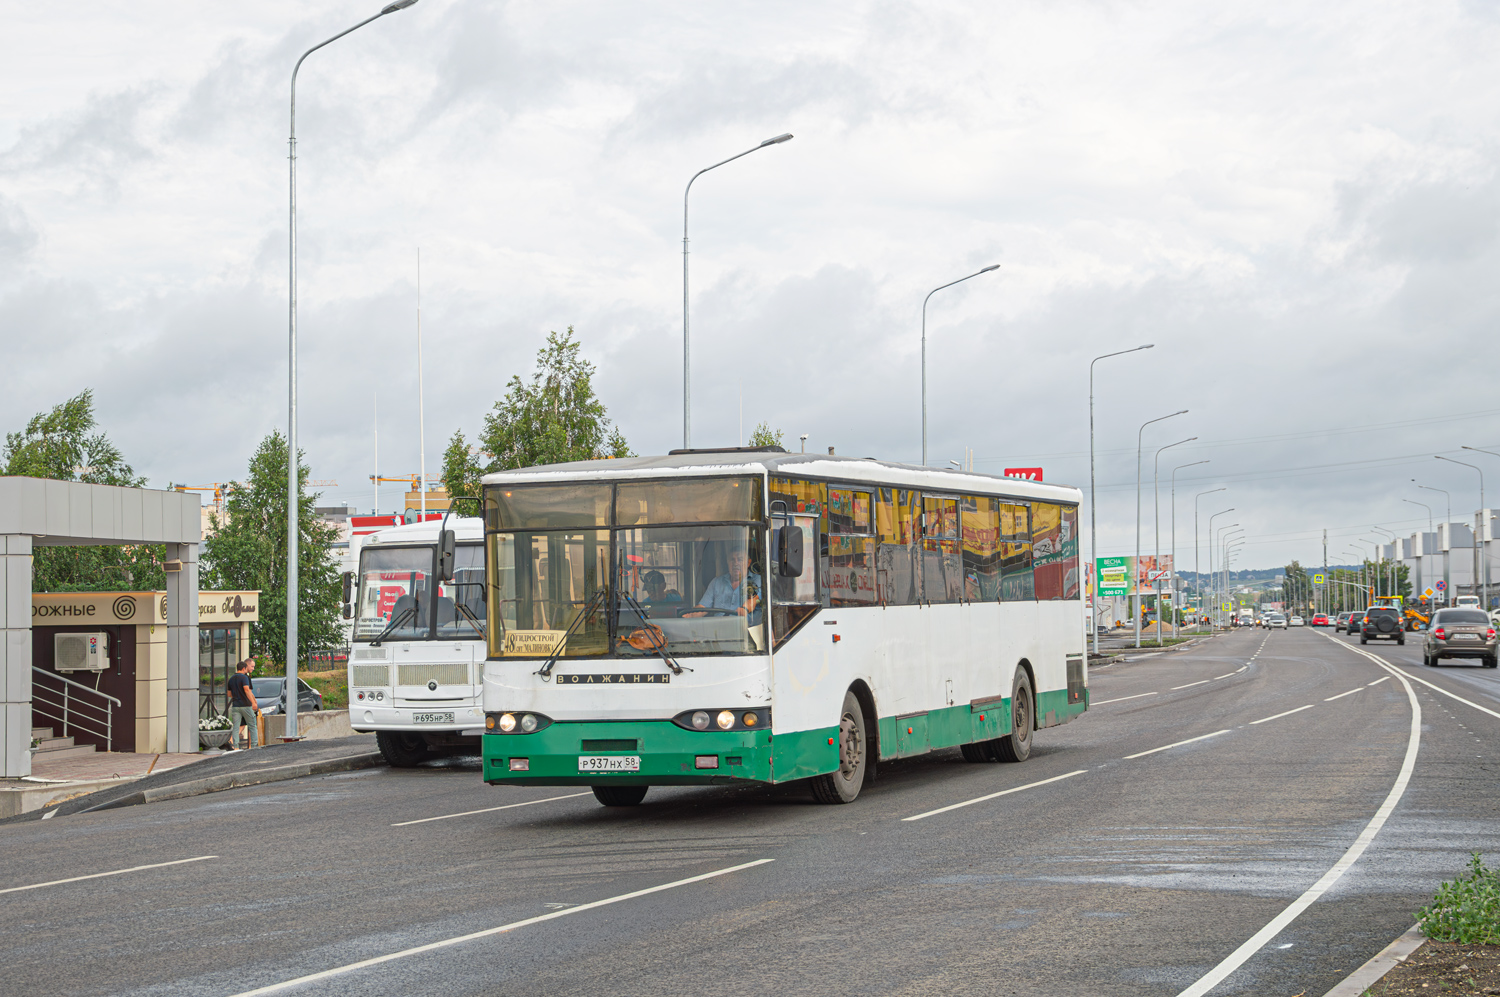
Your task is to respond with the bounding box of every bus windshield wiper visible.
[537,587,608,678]
[369,604,417,647]
[619,591,687,675]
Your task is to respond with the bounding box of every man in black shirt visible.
[226,658,261,750]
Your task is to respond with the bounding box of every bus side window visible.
[1001,502,1034,601]
[921,495,962,604]
[961,495,1001,602]
[876,488,919,606]
[1032,502,1064,600]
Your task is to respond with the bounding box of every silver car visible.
[1422,609,1498,668]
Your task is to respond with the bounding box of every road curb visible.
[1321,923,1425,997]
[74,752,386,814]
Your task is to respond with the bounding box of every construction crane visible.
[171,483,229,513]
[370,474,422,491]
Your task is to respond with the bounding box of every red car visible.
[1311,614,1331,627]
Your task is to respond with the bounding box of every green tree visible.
[748,422,784,448]
[443,328,632,496]
[201,431,343,662]
[2,389,167,592]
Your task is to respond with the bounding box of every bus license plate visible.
[412,712,455,723]
[578,755,640,772]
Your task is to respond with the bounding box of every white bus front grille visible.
[352,664,391,686]
[397,663,470,687]
[353,648,388,660]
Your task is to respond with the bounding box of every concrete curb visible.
[1321,923,1425,997]
[74,752,386,814]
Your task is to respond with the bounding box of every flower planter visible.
[199,730,233,749]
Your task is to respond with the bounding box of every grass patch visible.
[1419,853,1500,944]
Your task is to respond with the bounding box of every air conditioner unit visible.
[55,632,110,673]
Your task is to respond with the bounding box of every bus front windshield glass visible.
[616,526,764,657]
[354,547,433,641]
[436,544,485,639]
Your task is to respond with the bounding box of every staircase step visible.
[34,736,76,752]
[31,744,99,760]
[31,727,54,740]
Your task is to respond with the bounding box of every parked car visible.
[1311,614,1330,627]
[1289,616,1306,627]
[1422,608,1498,668]
[1359,607,1405,645]
[252,676,324,715]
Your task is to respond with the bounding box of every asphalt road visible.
[4,627,1498,997]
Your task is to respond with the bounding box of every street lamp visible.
[1222,533,1245,624]
[920,265,1000,466]
[1169,461,1209,636]
[1194,488,1226,632]
[1207,509,1234,626]
[1372,526,1397,600]
[1459,446,1499,610]
[1414,480,1453,606]
[286,0,420,741]
[681,132,793,449]
[1437,454,1487,609]
[1128,410,1188,650]
[1403,498,1433,607]
[1151,437,1196,639]
[1088,344,1153,653]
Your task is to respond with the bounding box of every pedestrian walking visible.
[226,658,261,750]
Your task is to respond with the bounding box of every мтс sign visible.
[1003,467,1043,482]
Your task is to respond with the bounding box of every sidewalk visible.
[0,750,207,818]
[0,734,383,823]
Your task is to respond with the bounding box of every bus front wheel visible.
[592,785,648,807]
[810,690,867,804]
[992,670,1034,763]
[376,731,430,768]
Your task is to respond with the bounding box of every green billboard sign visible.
[1096,556,1132,597]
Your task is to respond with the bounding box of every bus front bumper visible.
[482,720,772,786]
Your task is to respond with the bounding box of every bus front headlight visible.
[499,713,517,732]
[691,711,710,730]
[519,714,538,733]
[716,710,735,730]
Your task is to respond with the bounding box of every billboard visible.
[1096,556,1132,597]
[1134,554,1173,587]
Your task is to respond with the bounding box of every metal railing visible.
[32,667,122,753]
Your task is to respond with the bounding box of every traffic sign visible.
[1313,573,1325,585]
[1423,587,1435,599]
[1435,579,1448,592]
[1221,602,1232,611]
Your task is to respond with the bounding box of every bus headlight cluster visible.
[485,712,552,734]
[672,708,770,732]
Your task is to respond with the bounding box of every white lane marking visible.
[1324,688,1362,702]
[1123,730,1230,759]
[0,855,217,896]
[1367,676,1389,687]
[1383,666,1500,721]
[1249,705,1315,725]
[1236,666,1247,673]
[391,792,591,826]
[228,858,776,996]
[40,810,56,820]
[1092,691,1159,706]
[1175,639,1423,997]
[902,769,1089,821]
[1171,680,1211,690]
[1212,672,1237,680]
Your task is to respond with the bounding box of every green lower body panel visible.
[877,700,1013,760]
[769,725,840,783]
[1037,687,1088,728]
[483,720,774,787]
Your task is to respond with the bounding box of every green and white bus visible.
[479,449,1088,806]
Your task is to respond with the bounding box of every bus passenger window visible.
[922,495,962,604]
[961,496,1001,601]
[1032,502,1065,600]
[876,488,920,606]
[1000,503,1034,601]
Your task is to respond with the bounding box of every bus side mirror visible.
[778,526,804,577]
[437,529,456,582]
[341,572,353,618]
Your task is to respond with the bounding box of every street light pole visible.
[1460,446,1499,610]
[1088,344,1153,655]
[286,0,419,741]
[1414,480,1452,606]
[682,133,793,450]
[1219,527,1244,625]
[1207,510,1235,626]
[1194,488,1226,632]
[1223,532,1245,623]
[1437,455,1486,609]
[1170,461,1209,636]
[1151,437,1196,641]
[1135,410,1188,647]
[1403,498,1433,609]
[921,265,1000,466]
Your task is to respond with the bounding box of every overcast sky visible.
[2,0,1498,571]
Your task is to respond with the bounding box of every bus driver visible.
[684,546,761,622]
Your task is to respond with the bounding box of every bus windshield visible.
[484,476,766,659]
[354,546,433,642]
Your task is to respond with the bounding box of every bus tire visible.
[992,670,1034,763]
[592,785,648,807]
[810,690,867,804]
[376,731,430,768]
[960,742,993,763]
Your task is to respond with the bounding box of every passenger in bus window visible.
[685,547,761,622]
[643,570,681,603]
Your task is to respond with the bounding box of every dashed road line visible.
[1249,705,1315,725]
[902,769,1089,821]
[1091,691,1159,705]
[0,855,218,896]
[1123,730,1231,759]
[1324,688,1362,702]
[391,792,592,826]
[229,859,777,996]
[1367,676,1389,686]
[1171,680,1211,690]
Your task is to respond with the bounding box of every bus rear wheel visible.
[810,690,867,804]
[376,731,430,768]
[992,670,1034,763]
[592,785,649,807]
